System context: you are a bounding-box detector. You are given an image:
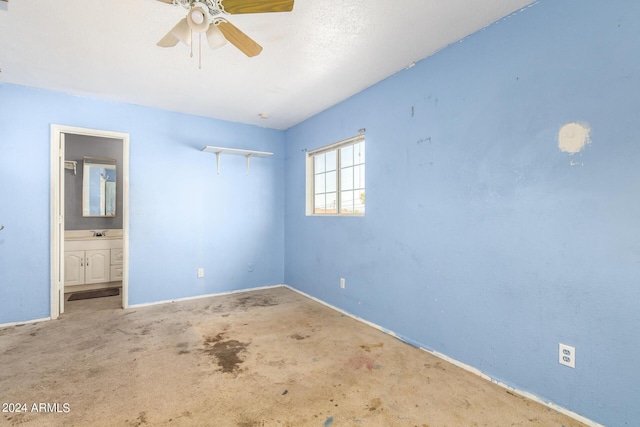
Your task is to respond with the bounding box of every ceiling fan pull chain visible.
[190,28,193,58]
[199,32,202,69]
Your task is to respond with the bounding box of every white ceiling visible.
[0,0,532,130]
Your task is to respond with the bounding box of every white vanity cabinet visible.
[64,230,123,287]
[64,249,110,286]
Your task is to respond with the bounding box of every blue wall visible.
[284,1,640,425]
[0,84,285,323]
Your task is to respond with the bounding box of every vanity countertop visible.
[64,230,123,250]
[64,229,123,241]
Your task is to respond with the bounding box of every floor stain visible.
[6,412,26,426]
[360,343,384,352]
[457,398,472,409]
[128,411,148,426]
[289,333,309,340]
[204,333,249,374]
[424,361,446,371]
[367,397,382,411]
[348,355,377,371]
[235,295,278,308]
[86,367,104,378]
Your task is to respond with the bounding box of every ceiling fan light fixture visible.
[206,24,227,49]
[190,10,204,25]
[170,18,192,46]
[187,2,211,33]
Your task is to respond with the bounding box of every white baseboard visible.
[0,317,51,330]
[283,285,603,427]
[127,284,286,309]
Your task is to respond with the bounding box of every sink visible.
[64,230,123,241]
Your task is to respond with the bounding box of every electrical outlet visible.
[340,278,346,289]
[559,343,575,368]
[247,263,253,273]
[197,268,204,278]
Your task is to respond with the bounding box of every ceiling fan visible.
[156,0,294,61]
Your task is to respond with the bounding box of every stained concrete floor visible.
[0,287,586,427]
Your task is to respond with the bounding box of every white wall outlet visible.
[559,343,575,368]
[340,278,346,289]
[197,268,204,278]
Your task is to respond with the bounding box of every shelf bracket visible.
[245,154,252,176]
[64,160,77,175]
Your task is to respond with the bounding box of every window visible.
[306,135,365,216]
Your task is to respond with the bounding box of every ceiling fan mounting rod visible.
[174,0,225,18]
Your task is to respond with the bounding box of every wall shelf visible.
[202,146,273,175]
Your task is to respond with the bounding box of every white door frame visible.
[50,124,130,319]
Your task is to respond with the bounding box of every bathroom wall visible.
[0,83,285,323]
[65,134,124,230]
[284,1,640,425]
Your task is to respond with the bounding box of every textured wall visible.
[284,1,640,425]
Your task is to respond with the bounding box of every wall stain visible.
[558,122,591,154]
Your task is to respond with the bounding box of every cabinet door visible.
[85,249,110,284]
[64,251,85,286]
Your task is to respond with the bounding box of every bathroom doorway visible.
[50,125,129,319]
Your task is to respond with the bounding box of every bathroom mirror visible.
[82,157,117,217]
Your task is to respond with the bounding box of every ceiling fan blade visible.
[221,0,294,14]
[217,21,263,57]
[156,0,174,4]
[157,30,179,47]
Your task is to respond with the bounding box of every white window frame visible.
[306,135,365,216]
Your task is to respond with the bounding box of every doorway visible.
[50,125,129,319]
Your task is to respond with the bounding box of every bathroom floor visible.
[0,287,587,426]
